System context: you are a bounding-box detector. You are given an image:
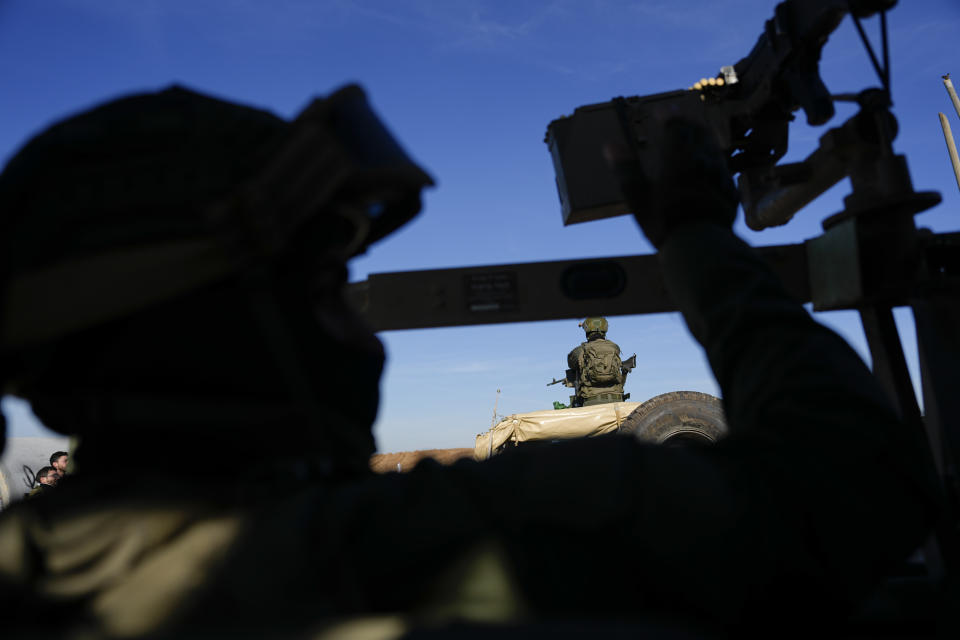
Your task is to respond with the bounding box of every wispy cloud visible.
[55,0,771,84]
[443,360,503,374]
[421,1,569,50]
[387,354,544,377]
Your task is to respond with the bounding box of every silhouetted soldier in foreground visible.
[0,87,939,637]
[566,316,628,406]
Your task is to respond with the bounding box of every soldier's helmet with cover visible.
[0,84,433,469]
[579,316,608,337]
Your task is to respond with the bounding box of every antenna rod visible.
[938,113,960,195]
[940,75,960,194]
[943,74,960,121]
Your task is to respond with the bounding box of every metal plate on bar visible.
[464,271,519,313]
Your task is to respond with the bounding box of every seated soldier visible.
[0,86,940,637]
[566,316,628,406]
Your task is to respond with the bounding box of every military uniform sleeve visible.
[656,222,934,480]
[646,222,940,615]
[567,345,581,371]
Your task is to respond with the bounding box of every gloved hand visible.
[605,118,739,249]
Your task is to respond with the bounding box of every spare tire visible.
[620,391,727,446]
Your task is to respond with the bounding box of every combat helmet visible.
[580,316,608,337]
[0,84,433,352]
[0,84,434,466]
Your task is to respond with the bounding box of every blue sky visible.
[2,0,959,452]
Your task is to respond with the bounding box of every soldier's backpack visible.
[579,340,622,385]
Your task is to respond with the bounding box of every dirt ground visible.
[370,448,475,473]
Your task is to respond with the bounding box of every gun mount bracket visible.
[823,190,941,230]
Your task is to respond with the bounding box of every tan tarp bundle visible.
[474,402,643,460]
